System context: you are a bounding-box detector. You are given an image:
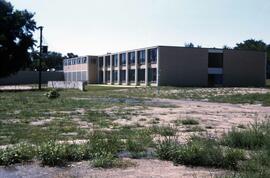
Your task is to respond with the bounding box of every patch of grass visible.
[0,143,36,166]
[151,125,177,136]
[184,126,205,132]
[222,122,266,150]
[181,118,199,125]
[85,110,112,128]
[125,129,153,158]
[156,137,245,170]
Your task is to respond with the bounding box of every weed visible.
[0,143,36,166]
[181,118,199,125]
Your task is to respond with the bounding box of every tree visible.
[234,39,267,51]
[223,45,232,50]
[30,51,63,71]
[0,0,36,77]
[65,53,78,59]
[184,42,194,48]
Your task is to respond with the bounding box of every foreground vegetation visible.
[0,85,270,176]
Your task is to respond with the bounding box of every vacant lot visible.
[0,85,270,177]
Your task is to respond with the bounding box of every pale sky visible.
[11,0,270,56]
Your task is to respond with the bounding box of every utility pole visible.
[38,26,43,90]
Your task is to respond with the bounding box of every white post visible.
[110,55,113,84]
[126,53,129,85]
[117,53,120,84]
[156,48,160,86]
[145,49,148,86]
[103,56,106,84]
[135,51,138,85]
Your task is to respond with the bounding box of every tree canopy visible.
[234,39,267,52]
[0,0,36,77]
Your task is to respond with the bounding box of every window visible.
[138,50,145,64]
[112,54,118,67]
[120,70,126,81]
[148,68,157,82]
[113,70,118,82]
[208,53,223,68]
[105,56,110,67]
[148,48,157,63]
[128,52,135,65]
[77,58,81,64]
[99,71,103,83]
[82,57,87,64]
[72,59,76,65]
[105,71,110,82]
[129,69,135,82]
[120,53,126,66]
[99,57,103,67]
[68,59,71,65]
[138,69,145,82]
[63,60,67,66]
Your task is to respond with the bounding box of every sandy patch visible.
[111,98,270,139]
[0,159,227,178]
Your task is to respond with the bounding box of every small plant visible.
[45,89,60,99]
[181,118,199,125]
[151,125,177,136]
[38,140,67,166]
[91,152,119,168]
[222,126,265,150]
[0,143,36,166]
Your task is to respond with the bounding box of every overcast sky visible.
[11,0,270,56]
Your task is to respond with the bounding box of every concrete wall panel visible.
[158,46,208,86]
[223,50,266,87]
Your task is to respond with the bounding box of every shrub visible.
[181,118,199,125]
[151,125,177,136]
[156,137,245,170]
[156,137,178,160]
[91,151,119,168]
[125,129,153,158]
[84,132,123,159]
[38,141,67,166]
[222,127,265,150]
[45,89,60,99]
[0,143,36,166]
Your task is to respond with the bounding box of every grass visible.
[156,136,245,170]
[1,85,270,175]
[180,118,199,125]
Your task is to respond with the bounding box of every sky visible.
[11,0,270,56]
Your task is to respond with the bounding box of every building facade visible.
[63,46,266,87]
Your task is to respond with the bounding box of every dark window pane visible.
[208,53,223,68]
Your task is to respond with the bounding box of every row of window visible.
[99,68,157,83]
[64,71,88,81]
[63,57,88,66]
[99,48,157,67]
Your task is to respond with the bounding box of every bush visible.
[91,151,119,168]
[84,132,123,159]
[0,143,36,166]
[222,127,266,150]
[45,89,60,99]
[181,118,199,125]
[38,141,68,166]
[151,125,177,136]
[125,129,153,158]
[156,137,245,170]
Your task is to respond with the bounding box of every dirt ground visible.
[0,159,226,178]
[111,98,270,142]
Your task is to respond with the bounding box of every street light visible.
[38,26,43,90]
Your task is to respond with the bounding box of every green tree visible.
[0,0,36,77]
[30,51,63,71]
[234,39,267,51]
